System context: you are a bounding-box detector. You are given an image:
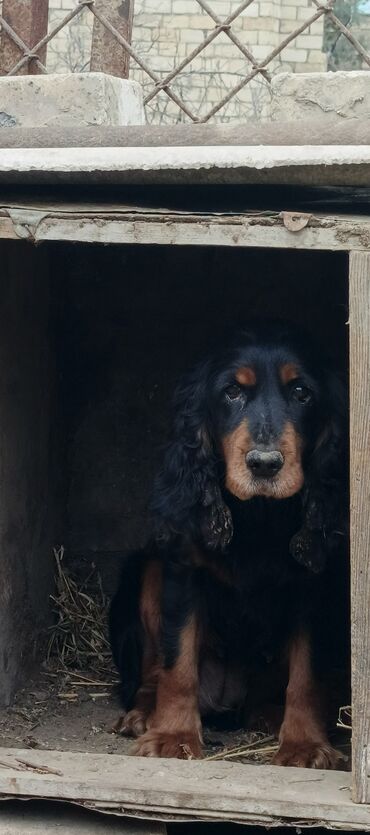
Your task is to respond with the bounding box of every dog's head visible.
[214,326,321,501]
[152,322,346,555]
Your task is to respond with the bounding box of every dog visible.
[110,321,348,767]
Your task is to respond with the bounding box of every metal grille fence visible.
[1,0,370,123]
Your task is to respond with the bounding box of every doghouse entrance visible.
[0,240,351,771]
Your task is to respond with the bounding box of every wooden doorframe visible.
[349,251,370,804]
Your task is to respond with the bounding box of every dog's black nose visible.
[246,450,284,478]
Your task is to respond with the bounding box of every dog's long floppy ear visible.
[152,363,233,551]
[290,369,348,573]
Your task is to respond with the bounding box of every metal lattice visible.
[1,0,370,122]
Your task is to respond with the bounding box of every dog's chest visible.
[199,498,309,662]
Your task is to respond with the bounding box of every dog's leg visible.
[133,557,202,759]
[114,647,158,737]
[273,631,344,769]
[114,560,161,738]
[133,615,202,759]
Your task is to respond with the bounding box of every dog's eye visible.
[225,385,242,401]
[291,385,312,404]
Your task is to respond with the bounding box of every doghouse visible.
[0,124,369,828]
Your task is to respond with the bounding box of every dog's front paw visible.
[132,729,203,759]
[113,709,148,737]
[273,741,346,769]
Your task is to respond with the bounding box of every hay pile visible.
[47,546,117,685]
[205,733,278,763]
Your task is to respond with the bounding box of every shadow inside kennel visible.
[0,241,351,765]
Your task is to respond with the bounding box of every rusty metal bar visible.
[2,0,370,125]
[5,4,85,76]
[89,3,199,120]
[312,0,370,70]
[0,0,48,75]
[0,16,48,75]
[90,0,134,77]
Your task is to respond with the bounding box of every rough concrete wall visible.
[56,244,347,559]
[46,0,326,123]
[0,242,59,705]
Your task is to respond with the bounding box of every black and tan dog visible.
[110,321,348,767]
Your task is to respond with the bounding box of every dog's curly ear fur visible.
[290,369,348,573]
[151,363,233,551]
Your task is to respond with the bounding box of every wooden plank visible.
[0,217,19,239]
[3,199,370,250]
[349,251,370,805]
[90,0,134,78]
[0,0,48,75]
[0,748,368,828]
[3,204,370,250]
[31,215,370,252]
[0,803,165,834]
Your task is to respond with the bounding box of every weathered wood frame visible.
[0,203,369,826]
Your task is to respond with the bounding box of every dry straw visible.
[47,546,116,683]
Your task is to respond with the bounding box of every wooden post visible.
[0,0,48,75]
[349,250,370,804]
[90,0,134,78]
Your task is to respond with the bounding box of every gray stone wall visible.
[46,0,327,122]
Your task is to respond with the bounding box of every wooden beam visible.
[1,206,370,251]
[0,804,166,835]
[0,0,48,75]
[0,748,368,828]
[349,251,370,805]
[90,0,134,78]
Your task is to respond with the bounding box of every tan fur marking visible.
[235,366,256,387]
[273,632,343,768]
[222,420,304,500]
[140,560,161,639]
[277,421,304,498]
[116,562,162,740]
[280,363,299,385]
[222,420,255,501]
[133,617,203,759]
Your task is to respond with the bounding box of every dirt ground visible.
[0,660,350,768]
[0,549,350,766]
[0,661,280,761]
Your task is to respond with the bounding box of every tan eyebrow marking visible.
[235,366,256,387]
[280,363,299,385]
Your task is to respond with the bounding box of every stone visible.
[271,71,370,121]
[0,73,145,128]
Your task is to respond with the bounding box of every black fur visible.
[110,321,349,723]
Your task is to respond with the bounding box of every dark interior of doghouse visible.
[0,240,351,762]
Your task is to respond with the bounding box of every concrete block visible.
[278,4,297,17]
[295,33,324,48]
[180,27,206,42]
[172,0,195,11]
[282,47,308,61]
[258,30,279,45]
[240,2,259,16]
[271,71,370,121]
[0,73,145,128]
